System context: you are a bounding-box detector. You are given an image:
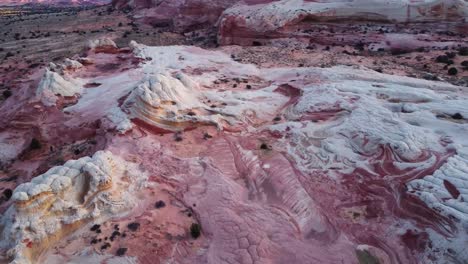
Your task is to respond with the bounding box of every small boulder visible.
[88,38,117,50]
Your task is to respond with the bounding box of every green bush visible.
[190,223,201,239]
[29,138,41,150]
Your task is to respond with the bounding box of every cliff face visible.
[110,0,273,8]
[111,0,151,9]
[218,0,468,45]
[111,0,239,31]
[111,0,467,44]
[105,0,265,34]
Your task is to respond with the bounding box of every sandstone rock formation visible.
[118,42,288,132]
[123,72,214,131]
[218,0,468,45]
[1,0,468,258]
[112,0,239,31]
[0,151,147,264]
[36,68,83,106]
[408,148,468,223]
[111,0,467,49]
[87,38,118,52]
[2,40,467,263]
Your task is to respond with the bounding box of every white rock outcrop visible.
[87,37,117,50]
[123,72,223,131]
[0,151,147,264]
[105,106,133,133]
[36,69,83,106]
[408,148,468,222]
[120,44,288,131]
[48,59,83,75]
[62,58,83,70]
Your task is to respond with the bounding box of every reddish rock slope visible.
[218,0,468,45]
[1,38,468,264]
[111,0,239,31]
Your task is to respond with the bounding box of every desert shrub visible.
[435,55,450,64]
[3,189,12,200]
[2,90,12,98]
[116,248,127,256]
[446,52,456,59]
[127,222,140,231]
[452,113,463,120]
[448,67,458,76]
[190,223,201,239]
[154,200,166,209]
[29,138,41,150]
[459,47,468,56]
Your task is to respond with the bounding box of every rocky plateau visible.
[0,0,468,264]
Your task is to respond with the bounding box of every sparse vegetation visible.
[446,52,456,59]
[459,47,468,56]
[127,222,140,231]
[29,138,42,150]
[4,51,14,59]
[356,249,380,264]
[203,132,212,140]
[100,242,111,250]
[116,247,127,256]
[3,189,12,200]
[2,89,12,98]
[174,132,183,142]
[260,143,270,150]
[452,113,463,120]
[435,55,451,64]
[155,200,166,209]
[448,67,458,76]
[190,223,201,239]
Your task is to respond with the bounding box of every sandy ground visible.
[1,4,467,103]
